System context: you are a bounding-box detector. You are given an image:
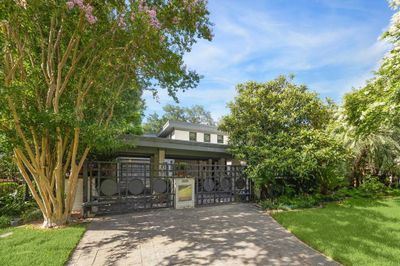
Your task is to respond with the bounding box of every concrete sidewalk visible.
[68,204,339,266]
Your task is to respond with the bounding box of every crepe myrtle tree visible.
[220,76,347,198]
[0,0,212,227]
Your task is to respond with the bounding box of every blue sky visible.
[143,0,394,121]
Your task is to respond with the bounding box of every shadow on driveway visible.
[68,203,339,266]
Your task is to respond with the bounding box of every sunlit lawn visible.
[273,197,400,266]
[0,224,86,266]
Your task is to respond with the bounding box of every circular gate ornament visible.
[204,178,215,192]
[128,179,144,195]
[235,178,246,190]
[153,179,167,193]
[100,179,117,196]
[220,178,231,191]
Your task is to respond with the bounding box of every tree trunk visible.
[13,128,89,228]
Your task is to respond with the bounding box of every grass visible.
[0,224,86,266]
[272,197,400,266]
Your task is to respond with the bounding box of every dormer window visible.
[217,135,224,144]
[189,132,197,141]
[204,133,210,142]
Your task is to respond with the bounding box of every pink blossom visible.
[74,0,84,8]
[66,0,98,25]
[66,1,74,9]
[148,9,157,19]
[138,0,148,12]
[83,5,93,13]
[147,9,161,29]
[150,18,161,29]
[86,14,97,25]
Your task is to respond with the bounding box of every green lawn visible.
[0,224,86,266]
[272,197,400,266]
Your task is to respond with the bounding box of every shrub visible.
[0,216,11,228]
[260,194,320,210]
[0,182,18,197]
[21,208,42,223]
[260,199,279,210]
[0,184,36,218]
[359,176,386,194]
[279,195,320,209]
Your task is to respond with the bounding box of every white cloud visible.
[144,0,391,120]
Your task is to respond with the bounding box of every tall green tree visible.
[0,0,212,227]
[334,0,400,186]
[143,104,215,133]
[220,76,346,198]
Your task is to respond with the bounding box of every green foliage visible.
[0,216,11,228]
[143,104,216,133]
[21,209,43,223]
[0,0,213,224]
[359,176,387,194]
[176,161,188,170]
[0,134,18,180]
[0,0,213,161]
[0,182,18,196]
[261,185,400,210]
[332,3,400,187]
[0,184,36,218]
[260,195,322,210]
[260,195,319,210]
[221,76,347,197]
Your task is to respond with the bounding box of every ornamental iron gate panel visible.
[193,164,251,206]
[83,162,251,215]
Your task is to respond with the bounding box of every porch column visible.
[151,148,165,176]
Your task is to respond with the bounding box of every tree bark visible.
[13,127,89,228]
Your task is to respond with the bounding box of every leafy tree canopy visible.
[143,104,216,133]
[333,1,400,185]
[0,0,212,226]
[220,76,346,197]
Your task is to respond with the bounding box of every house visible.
[74,121,249,215]
[117,120,234,167]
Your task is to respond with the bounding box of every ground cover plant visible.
[272,197,400,266]
[0,224,86,266]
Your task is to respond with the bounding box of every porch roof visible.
[119,135,231,159]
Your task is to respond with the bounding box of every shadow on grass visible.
[273,197,400,266]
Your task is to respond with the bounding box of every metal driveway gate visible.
[83,162,251,215]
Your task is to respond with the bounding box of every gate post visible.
[82,161,88,217]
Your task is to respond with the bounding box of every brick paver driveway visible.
[68,204,338,266]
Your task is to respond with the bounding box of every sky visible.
[143,0,394,122]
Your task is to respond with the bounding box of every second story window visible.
[189,132,197,141]
[204,133,210,142]
[217,135,224,144]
